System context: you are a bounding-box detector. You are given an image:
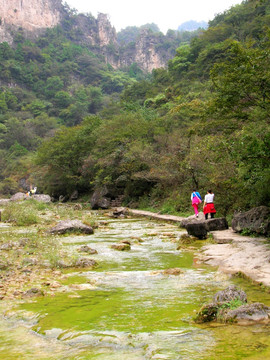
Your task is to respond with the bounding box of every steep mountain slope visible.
[0,0,187,72]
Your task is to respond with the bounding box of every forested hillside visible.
[0,0,269,217]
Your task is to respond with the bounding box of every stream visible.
[1,216,270,359]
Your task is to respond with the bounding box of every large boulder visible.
[205,218,228,232]
[184,217,228,239]
[224,303,270,324]
[180,212,205,227]
[10,192,27,201]
[90,186,112,210]
[213,285,247,303]
[29,194,51,203]
[48,220,94,235]
[232,206,270,236]
[70,190,78,201]
[186,222,208,239]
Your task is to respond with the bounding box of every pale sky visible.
[64,0,243,33]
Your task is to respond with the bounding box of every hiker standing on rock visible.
[203,189,216,219]
[191,189,202,218]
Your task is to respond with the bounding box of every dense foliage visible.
[0,0,269,217]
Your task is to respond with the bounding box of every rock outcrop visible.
[90,187,111,210]
[0,1,175,72]
[232,206,270,236]
[0,0,63,43]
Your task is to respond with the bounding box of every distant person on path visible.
[191,189,202,218]
[30,187,37,196]
[203,189,216,220]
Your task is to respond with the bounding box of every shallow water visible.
[1,217,270,359]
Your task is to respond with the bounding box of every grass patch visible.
[2,202,39,226]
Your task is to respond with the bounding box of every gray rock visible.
[0,242,14,250]
[232,206,270,236]
[194,303,219,323]
[111,243,131,251]
[213,285,247,304]
[73,203,83,210]
[0,199,10,205]
[224,303,270,324]
[30,194,51,203]
[112,207,128,217]
[205,218,228,231]
[180,212,205,227]
[10,192,27,201]
[194,286,269,325]
[75,258,97,268]
[55,260,71,268]
[70,190,78,201]
[22,288,44,298]
[48,220,94,235]
[184,217,228,239]
[90,187,111,209]
[186,222,208,239]
[59,195,67,202]
[78,245,98,254]
[22,257,38,266]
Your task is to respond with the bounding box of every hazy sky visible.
[64,0,243,33]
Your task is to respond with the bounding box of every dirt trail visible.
[125,208,270,288]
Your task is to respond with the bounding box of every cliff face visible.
[133,30,167,72]
[0,0,63,43]
[0,0,172,72]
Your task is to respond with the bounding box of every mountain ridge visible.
[0,0,191,72]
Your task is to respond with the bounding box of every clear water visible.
[1,217,270,359]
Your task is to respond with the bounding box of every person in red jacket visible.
[203,190,216,220]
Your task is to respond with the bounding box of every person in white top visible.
[203,190,216,220]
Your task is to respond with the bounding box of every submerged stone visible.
[111,243,131,251]
[163,268,183,275]
[78,245,98,254]
[75,258,97,268]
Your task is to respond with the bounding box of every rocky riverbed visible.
[0,201,270,359]
[125,208,270,289]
